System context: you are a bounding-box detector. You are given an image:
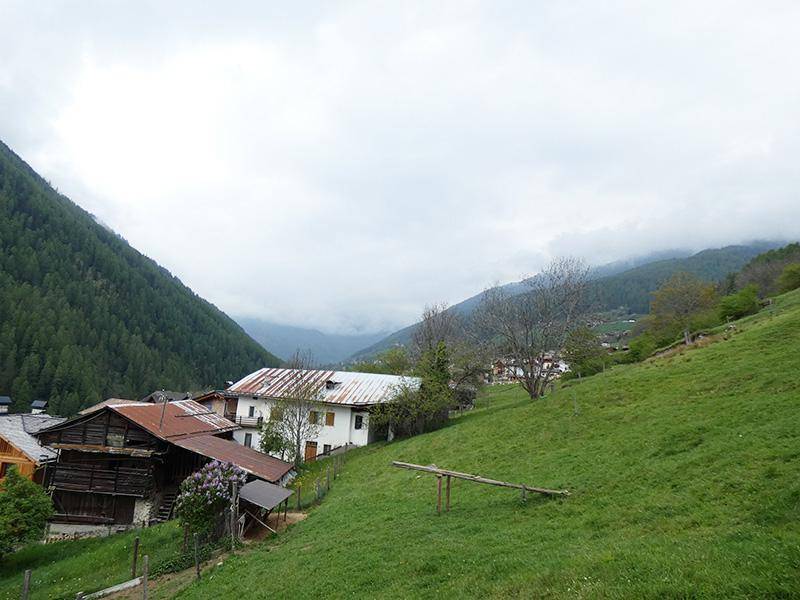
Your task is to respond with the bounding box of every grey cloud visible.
[1,1,799,334]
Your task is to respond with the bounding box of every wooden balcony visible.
[49,463,153,497]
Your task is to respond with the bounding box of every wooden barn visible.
[0,414,65,482]
[35,399,293,538]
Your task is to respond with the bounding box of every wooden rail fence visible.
[392,461,569,513]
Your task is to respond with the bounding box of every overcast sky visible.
[2,2,799,334]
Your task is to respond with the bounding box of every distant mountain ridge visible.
[348,242,782,361]
[0,140,280,415]
[235,317,389,366]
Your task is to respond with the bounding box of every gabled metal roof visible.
[227,368,420,407]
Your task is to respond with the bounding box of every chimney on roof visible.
[30,399,47,414]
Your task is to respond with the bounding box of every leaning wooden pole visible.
[392,461,569,497]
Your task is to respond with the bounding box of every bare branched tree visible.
[412,302,490,402]
[271,350,323,468]
[411,302,461,357]
[474,257,589,400]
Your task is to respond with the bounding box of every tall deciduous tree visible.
[475,257,589,400]
[271,351,323,468]
[650,272,717,346]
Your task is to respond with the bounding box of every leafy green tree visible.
[348,347,412,376]
[718,284,760,321]
[379,347,412,375]
[650,272,717,345]
[258,418,288,458]
[627,333,657,362]
[777,263,800,294]
[0,466,53,557]
[371,342,453,438]
[563,326,606,378]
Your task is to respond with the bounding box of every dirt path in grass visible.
[107,512,306,600]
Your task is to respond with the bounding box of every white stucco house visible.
[223,368,420,461]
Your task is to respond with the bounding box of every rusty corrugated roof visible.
[110,399,238,441]
[227,368,420,406]
[174,435,293,483]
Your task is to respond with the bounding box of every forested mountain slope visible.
[0,140,279,415]
[349,243,780,360]
[180,289,800,598]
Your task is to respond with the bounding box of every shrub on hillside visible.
[718,284,760,321]
[777,263,800,294]
[627,333,658,362]
[0,466,53,557]
[175,461,246,538]
[563,326,607,378]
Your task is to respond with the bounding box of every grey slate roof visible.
[30,400,48,409]
[0,396,12,405]
[0,414,66,462]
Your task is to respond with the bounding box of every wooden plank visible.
[392,461,569,496]
[83,577,142,599]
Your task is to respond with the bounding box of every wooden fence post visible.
[436,475,443,514]
[521,487,527,503]
[194,533,200,581]
[326,466,331,491]
[142,555,148,600]
[446,475,451,512]
[230,481,238,553]
[229,509,236,554]
[21,569,31,600]
[131,535,140,578]
[296,485,301,510]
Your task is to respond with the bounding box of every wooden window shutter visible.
[325,412,335,426]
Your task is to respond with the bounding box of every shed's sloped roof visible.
[0,414,66,462]
[228,368,420,406]
[109,399,238,441]
[239,479,293,511]
[174,435,293,483]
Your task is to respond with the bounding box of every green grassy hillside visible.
[179,290,800,598]
[0,522,181,599]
